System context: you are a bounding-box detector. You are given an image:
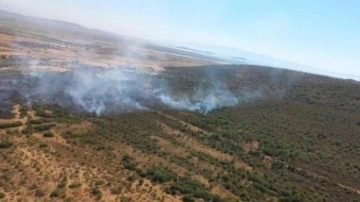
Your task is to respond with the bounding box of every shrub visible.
[0,121,22,129]
[110,186,123,195]
[95,180,105,186]
[43,131,55,138]
[280,195,303,202]
[212,194,222,202]
[92,187,102,200]
[146,165,176,183]
[68,182,81,189]
[35,189,45,197]
[121,154,137,170]
[221,197,241,202]
[272,161,286,170]
[49,188,60,198]
[169,176,212,201]
[182,195,195,202]
[33,124,56,132]
[21,126,33,134]
[28,119,48,125]
[0,139,13,149]
[57,182,66,188]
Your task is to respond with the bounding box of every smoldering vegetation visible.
[0,64,302,115]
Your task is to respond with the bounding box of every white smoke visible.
[65,67,148,115]
[158,79,239,113]
[18,65,261,115]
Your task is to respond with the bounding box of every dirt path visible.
[155,111,210,135]
[158,121,253,171]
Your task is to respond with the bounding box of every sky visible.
[1,0,359,79]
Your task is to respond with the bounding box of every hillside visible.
[0,10,359,202]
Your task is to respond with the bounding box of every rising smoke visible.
[19,65,249,115]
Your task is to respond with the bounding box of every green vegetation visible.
[121,154,138,170]
[168,176,213,201]
[43,131,55,137]
[0,121,22,129]
[0,139,13,149]
[34,189,45,197]
[145,165,176,183]
[68,182,82,189]
[33,124,56,132]
[49,188,61,198]
[27,118,50,125]
[91,187,102,200]
[21,126,33,134]
[39,143,48,148]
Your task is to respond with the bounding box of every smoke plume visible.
[14,64,267,115]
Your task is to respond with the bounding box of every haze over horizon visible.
[1,0,359,80]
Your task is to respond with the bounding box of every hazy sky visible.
[1,0,359,77]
